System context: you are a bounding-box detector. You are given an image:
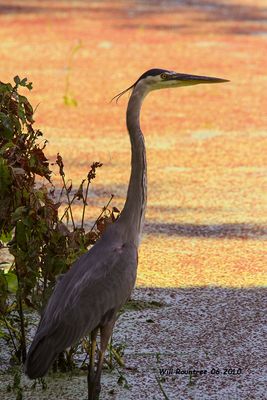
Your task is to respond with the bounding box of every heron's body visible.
[25,68,228,399]
[25,226,137,378]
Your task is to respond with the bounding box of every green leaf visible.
[11,206,28,223]
[21,216,32,228]
[0,82,12,93]
[0,230,13,243]
[20,78,27,86]
[26,82,33,90]
[0,111,7,119]
[5,271,18,293]
[0,159,12,188]
[1,115,14,138]
[14,76,20,85]
[13,76,32,90]
[17,109,26,124]
[0,140,13,155]
[18,95,28,103]
[0,269,8,289]
[0,329,8,339]
[63,95,78,107]
[16,220,28,250]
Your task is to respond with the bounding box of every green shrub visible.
[0,76,119,367]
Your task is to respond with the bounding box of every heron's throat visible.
[119,85,148,246]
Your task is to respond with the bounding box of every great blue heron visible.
[25,68,228,399]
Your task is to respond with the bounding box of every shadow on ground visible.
[144,221,267,239]
[1,0,266,35]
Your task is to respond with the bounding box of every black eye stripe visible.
[134,69,170,85]
[112,69,172,102]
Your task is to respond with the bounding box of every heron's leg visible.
[88,327,98,400]
[93,319,116,399]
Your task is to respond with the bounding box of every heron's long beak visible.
[170,73,230,85]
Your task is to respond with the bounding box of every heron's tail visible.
[24,334,57,379]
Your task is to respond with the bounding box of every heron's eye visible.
[160,73,168,80]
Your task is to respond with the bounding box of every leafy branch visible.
[0,76,120,374]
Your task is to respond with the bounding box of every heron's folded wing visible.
[25,236,137,378]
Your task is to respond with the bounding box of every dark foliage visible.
[0,77,119,369]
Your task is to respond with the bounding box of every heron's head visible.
[112,68,229,102]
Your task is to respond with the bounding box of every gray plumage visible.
[25,68,228,398]
[25,229,137,378]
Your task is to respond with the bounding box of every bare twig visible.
[60,194,77,222]
[14,261,27,363]
[81,162,103,229]
[155,376,170,400]
[56,154,75,229]
[109,344,125,368]
[62,177,75,229]
[1,314,19,355]
[81,177,90,230]
[90,194,114,232]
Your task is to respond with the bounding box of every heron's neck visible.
[119,85,148,246]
